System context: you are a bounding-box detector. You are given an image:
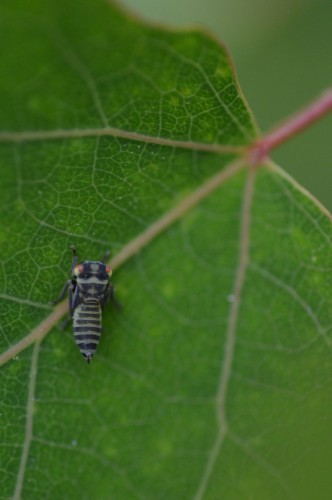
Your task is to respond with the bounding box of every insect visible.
[52,245,119,363]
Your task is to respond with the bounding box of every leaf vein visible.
[13,341,40,500]
[193,168,255,499]
[0,127,245,154]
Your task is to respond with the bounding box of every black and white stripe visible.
[73,301,102,362]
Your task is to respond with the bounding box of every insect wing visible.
[70,283,82,316]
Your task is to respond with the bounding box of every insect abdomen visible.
[73,302,102,363]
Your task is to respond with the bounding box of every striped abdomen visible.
[73,301,102,363]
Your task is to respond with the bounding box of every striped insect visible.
[52,246,119,363]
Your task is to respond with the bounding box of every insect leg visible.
[60,315,71,331]
[109,283,122,310]
[50,279,72,305]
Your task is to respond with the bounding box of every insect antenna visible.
[70,245,79,274]
[101,250,111,263]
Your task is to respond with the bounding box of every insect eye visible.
[73,264,84,276]
[106,266,112,276]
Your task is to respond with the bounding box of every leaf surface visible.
[0,1,331,499]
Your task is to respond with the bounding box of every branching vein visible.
[249,263,330,348]
[48,28,109,128]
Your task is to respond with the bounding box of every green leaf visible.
[0,1,331,499]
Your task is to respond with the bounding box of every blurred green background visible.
[122,0,332,210]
